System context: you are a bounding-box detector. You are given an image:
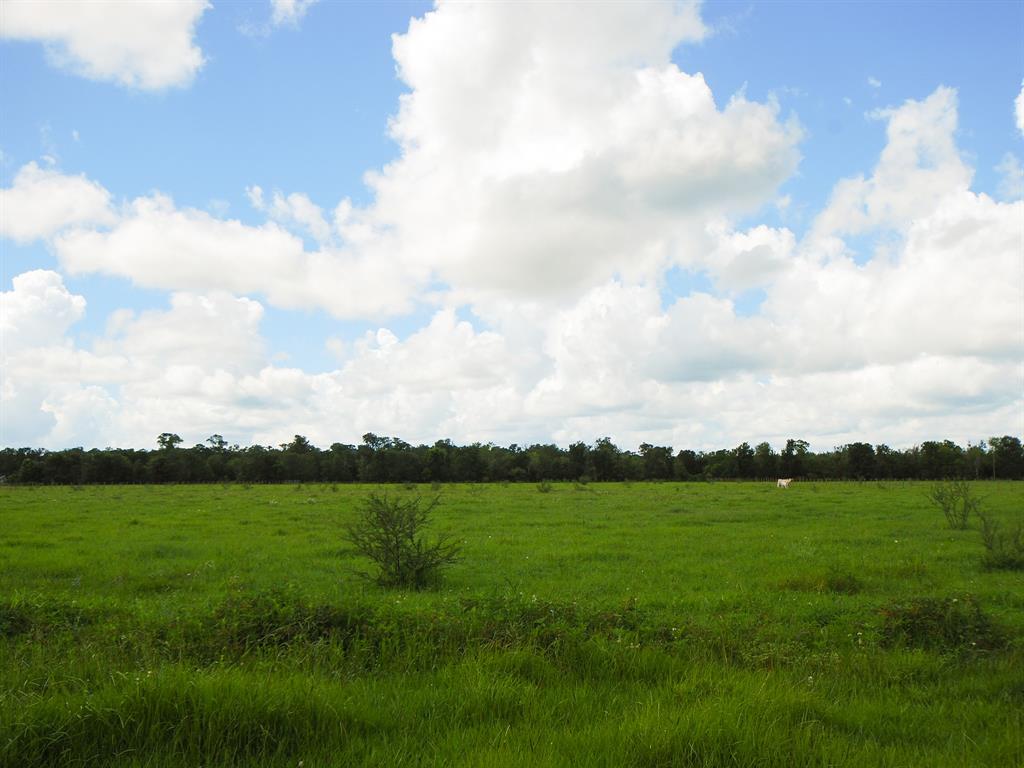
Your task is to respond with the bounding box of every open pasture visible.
[1,481,1022,767]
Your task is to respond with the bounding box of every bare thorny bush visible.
[344,492,460,589]
[928,479,979,530]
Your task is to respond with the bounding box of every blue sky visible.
[1,1,1022,451]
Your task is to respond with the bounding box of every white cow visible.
[777,478,793,488]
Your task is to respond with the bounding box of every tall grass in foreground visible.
[0,482,1022,766]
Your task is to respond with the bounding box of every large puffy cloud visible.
[99,293,266,374]
[768,90,1021,377]
[0,0,208,90]
[809,87,971,242]
[518,88,1022,444]
[2,274,274,447]
[0,269,86,351]
[1,272,98,445]
[0,162,116,243]
[366,1,798,303]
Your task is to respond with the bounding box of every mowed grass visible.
[1,481,1021,767]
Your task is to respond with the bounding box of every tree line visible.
[1,433,1021,485]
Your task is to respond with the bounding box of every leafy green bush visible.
[536,480,553,493]
[978,510,1024,570]
[344,492,460,589]
[927,479,979,529]
[879,596,1003,652]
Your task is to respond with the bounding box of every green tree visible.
[845,442,875,479]
[988,436,1024,479]
[753,442,778,479]
[281,435,319,481]
[639,443,674,480]
[919,440,964,479]
[156,433,182,451]
[733,442,755,478]
[591,437,621,481]
[567,441,590,480]
[780,439,809,477]
[674,449,703,479]
[874,444,897,478]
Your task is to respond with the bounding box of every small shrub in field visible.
[536,480,553,493]
[343,492,460,590]
[978,510,1024,570]
[879,596,1003,652]
[927,479,979,529]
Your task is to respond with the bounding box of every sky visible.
[1,0,1022,453]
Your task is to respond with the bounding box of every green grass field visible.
[1,481,1021,767]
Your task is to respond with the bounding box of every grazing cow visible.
[777,478,793,488]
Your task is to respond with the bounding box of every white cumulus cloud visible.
[0,162,116,243]
[98,293,267,374]
[54,192,418,319]
[811,87,970,241]
[0,0,209,89]
[365,0,798,305]
[0,269,86,351]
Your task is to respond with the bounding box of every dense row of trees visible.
[1,433,1021,485]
